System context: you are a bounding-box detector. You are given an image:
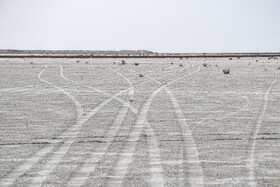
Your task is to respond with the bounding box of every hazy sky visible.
[0,0,280,52]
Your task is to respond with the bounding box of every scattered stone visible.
[171,62,174,65]
[278,67,280,70]
[77,61,80,63]
[121,60,126,65]
[215,65,218,67]
[229,57,232,60]
[135,63,139,66]
[139,74,144,77]
[223,69,230,74]
[85,61,89,64]
[113,62,115,64]
[30,62,33,65]
[203,63,207,67]
[179,64,183,67]
[256,60,258,62]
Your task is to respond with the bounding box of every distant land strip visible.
[0,50,279,58]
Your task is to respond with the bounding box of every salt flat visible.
[0,57,279,186]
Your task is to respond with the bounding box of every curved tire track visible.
[247,70,277,186]
[106,66,201,186]
[127,65,204,186]
[0,66,83,186]
[66,67,137,186]
[165,88,204,186]
[0,66,129,186]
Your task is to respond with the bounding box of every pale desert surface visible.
[0,57,280,186]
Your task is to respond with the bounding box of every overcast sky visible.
[0,0,280,52]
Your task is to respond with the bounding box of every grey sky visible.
[0,0,280,52]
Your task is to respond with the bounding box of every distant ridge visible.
[0,49,279,58]
[0,49,154,55]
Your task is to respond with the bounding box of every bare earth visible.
[0,57,279,186]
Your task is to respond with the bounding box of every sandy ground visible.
[0,57,279,186]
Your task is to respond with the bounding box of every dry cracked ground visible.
[0,57,280,186]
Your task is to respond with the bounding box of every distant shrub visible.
[229,57,232,60]
[278,67,280,70]
[121,60,126,65]
[171,62,174,65]
[77,61,80,63]
[135,63,139,66]
[223,69,230,74]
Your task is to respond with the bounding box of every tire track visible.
[28,66,134,186]
[119,67,165,186]
[65,66,184,186]
[144,121,165,187]
[106,66,201,186]
[165,88,204,186]
[126,65,204,186]
[0,85,37,93]
[191,94,251,131]
[107,67,186,187]
[60,65,137,114]
[0,66,84,186]
[108,67,134,101]
[137,66,204,186]
[66,67,137,186]
[247,70,277,186]
[0,65,128,186]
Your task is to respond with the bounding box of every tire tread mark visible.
[66,67,136,186]
[247,70,277,186]
[106,67,201,187]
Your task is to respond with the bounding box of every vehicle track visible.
[0,66,83,186]
[66,67,136,186]
[165,88,204,186]
[247,69,278,186]
[144,121,165,187]
[29,65,136,186]
[106,66,201,186]
[0,65,130,186]
[126,65,204,185]
[65,65,186,186]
